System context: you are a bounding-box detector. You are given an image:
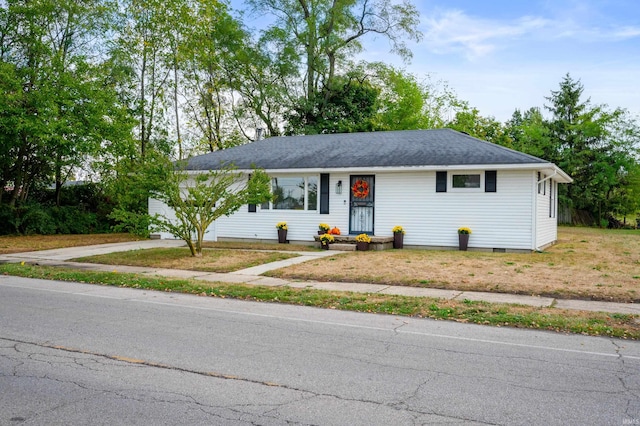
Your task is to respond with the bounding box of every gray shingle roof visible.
[185,128,549,171]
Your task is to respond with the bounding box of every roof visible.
[185,129,572,181]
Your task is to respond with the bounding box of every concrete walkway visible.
[1,240,638,315]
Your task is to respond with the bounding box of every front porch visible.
[313,235,394,251]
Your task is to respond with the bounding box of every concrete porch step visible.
[330,243,356,251]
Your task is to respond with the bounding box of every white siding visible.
[215,173,350,242]
[152,169,555,250]
[535,178,558,249]
[375,170,534,250]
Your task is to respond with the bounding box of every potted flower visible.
[392,225,405,249]
[319,233,334,249]
[355,233,372,251]
[318,223,330,235]
[276,222,288,244]
[457,227,471,251]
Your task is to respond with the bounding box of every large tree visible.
[0,0,134,207]
[545,74,640,222]
[285,71,380,135]
[245,0,421,134]
[179,0,250,154]
[448,104,509,146]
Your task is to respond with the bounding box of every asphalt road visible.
[1,275,639,425]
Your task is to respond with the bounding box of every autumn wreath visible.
[351,179,369,198]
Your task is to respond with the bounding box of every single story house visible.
[150,129,572,251]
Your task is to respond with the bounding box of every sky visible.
[233,0,640,123]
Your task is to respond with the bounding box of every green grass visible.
[2,263,638,340]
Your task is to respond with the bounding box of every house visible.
[149,129,572,252]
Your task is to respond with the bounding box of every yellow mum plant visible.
[319,233,334,244]
[355,233,372,243]
[392,225,405,234]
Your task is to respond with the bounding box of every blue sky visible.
[233,0,640,122]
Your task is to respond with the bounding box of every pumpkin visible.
[329,227,341,235]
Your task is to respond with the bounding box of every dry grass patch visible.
[0,233,143,254]
[266,227,640,303]
[201,241,319,252]
[74,247,299,273]
[2,262,638,339]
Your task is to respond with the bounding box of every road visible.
[1,275,639,425]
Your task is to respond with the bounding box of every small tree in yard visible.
[150,163,271,257]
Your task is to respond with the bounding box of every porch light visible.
[336,180,342,194]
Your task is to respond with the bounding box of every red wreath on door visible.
[352,180,369,198]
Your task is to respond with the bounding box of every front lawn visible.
[0,233,143,254]
[265,227,640,303]
[73,247,300,273]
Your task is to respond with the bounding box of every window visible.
[438,171,496,192]
[549,180,556,218]
[452,174,480,188]
[262,176,318,211]
[537,172,542,194]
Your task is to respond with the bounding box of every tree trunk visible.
[186,240,197,257]
[140,47,147,157]
[173,59,182,159]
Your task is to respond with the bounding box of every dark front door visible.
[349,175,374,235]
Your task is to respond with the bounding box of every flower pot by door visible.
[321,243,329,250]
[278,229,288,244]
[458,233,469,251]
[356,242,370,251]
[393,233,404,249]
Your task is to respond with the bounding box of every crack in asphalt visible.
[1,336,503,424]
[611,339,640,418]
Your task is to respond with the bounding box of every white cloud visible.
[422,10,552,60]
[421,9,640,60]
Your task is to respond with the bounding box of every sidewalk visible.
[1,240,638,315]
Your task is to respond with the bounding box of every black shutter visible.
[485,170,497,192]
[248,173,256,212]
[320,173,329,214]
[436,171,447,192]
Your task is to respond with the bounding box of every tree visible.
[179,0,251,154]
[545,74,640,222]
[246,0,421,132]
[0,0,134,208]
[113,0,177,157]
[285,71,380,135]
[448,104,509,145]
[369,63,461,130]
[504,107,554,159]
[147,159,272,256]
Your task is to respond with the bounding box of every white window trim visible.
[260,174,319,211]
[450,171,483,192]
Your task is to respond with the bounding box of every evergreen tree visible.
[545,74,640,222]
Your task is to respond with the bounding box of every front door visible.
[349,175,374,235]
